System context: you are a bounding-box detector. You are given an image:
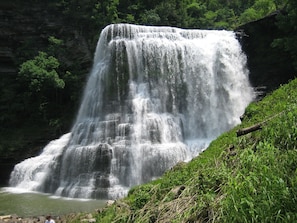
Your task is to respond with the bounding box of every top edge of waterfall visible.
[97,23,235,44]
[93,23,236,63]
[102,23,233,33]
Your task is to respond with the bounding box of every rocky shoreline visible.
[0,212,97,223]
[0,214,63,223]
[0,201,117,223]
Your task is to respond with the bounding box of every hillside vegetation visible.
[67,77,297,222]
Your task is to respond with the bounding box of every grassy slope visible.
[72,77,297,223]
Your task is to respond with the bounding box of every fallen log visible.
[236,123,262,137]
[237,111,286,137]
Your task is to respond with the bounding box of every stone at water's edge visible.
[0,215,52,223]
[0,212,101,223]
[0,214,75,223]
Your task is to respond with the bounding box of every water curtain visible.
[9,24,253,199]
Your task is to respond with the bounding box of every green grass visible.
[85,78,297,223]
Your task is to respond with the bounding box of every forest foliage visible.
[0,0,295,159]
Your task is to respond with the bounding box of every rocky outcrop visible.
[237,12,296,97]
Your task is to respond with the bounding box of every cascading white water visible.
[9,24,254,199]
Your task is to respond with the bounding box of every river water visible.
[0,187,106,217]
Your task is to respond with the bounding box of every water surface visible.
[0,187,106,217]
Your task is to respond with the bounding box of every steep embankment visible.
[90,77,297,223]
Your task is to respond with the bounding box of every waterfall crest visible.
[9,24,253,199]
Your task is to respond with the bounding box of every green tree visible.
[215,8,236,29]
[207,0,220,11]
[17,51,65,125]
[253,0,276,15]
[239,0,277,24]
[155,0,189,27]
[18,51,65,92]
[47,36,64,57]
[140,9,161,25]
[200,10,217,28]
[238,7,259,24]
[186,2,207,27]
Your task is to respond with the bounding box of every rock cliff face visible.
[0,1,94,185]
[0,1,93,80]
[237,12,295,98]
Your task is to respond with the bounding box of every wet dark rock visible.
[237,12,296,98]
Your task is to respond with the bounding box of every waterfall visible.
[9,24,254,199]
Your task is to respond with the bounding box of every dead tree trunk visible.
[236,124,262,137]
[236,111,285,137]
